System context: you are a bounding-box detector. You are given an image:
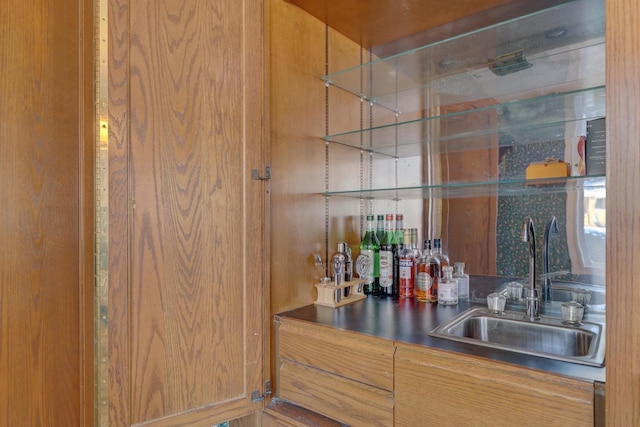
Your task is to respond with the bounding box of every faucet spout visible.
[521,216,539,320]
[543,216,558,302]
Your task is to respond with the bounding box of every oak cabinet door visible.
[108,0,267,425]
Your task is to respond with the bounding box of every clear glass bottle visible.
[432,238,450,277]
[418,239,439,303]
[453,262,469,301]
[392,214,404,297]
[379,214,396,296]
[398,229,415,299]
[409,229,422,258]
[360,214,380,295]
[438,266,459,306]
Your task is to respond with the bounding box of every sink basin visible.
[430,306,605,367]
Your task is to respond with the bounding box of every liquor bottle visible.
[379,214,396,296]
[453,262,469,301]
[432,238,450,277]
[392,214,404,297]
[374,215,384,290]
[360,214,380,295]
[418,239,439,303]
[376,214,385,243]
[415,250,431,303]
[438,266,459,305]
[398,229,415,299]
[410,228,422,278]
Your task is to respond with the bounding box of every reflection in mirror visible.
[437,130,605,297]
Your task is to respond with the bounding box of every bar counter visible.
[276,296,606,383]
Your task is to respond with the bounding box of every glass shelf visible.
[325,86,605,158]
[322,0,605,116]
[324,175,605,200]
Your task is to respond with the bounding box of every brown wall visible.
[0,0,93,425]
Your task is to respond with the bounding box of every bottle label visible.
[361,249,374,283]
[399,258,414,298]
[379,250,393,288]
[399,258,414,277]
[438,280,458,304]
[416,272,432,290]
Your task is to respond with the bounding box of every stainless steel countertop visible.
[276,296,606,383]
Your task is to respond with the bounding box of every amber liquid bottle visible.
[416,239,439,303]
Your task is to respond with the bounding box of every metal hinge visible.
[250,380,272,402]
[251,166,271,181]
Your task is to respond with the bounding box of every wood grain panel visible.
[395,344,593,427]
[108,0,133,421]
[0,0,85,425]
[264,399,346,427]
[605,0,640,424]
[286,0,572,51]
[287,0,511,48]
[277,317,394,390]
[439,100,498,276]
[279,360,394,427]
[109,0,266,425]
[268,0,362,318]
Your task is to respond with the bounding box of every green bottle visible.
[379,214,396,296]
[360,214,380,295]
[392,214,404,297]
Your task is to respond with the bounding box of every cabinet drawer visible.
[276,318,394,391]
[395,344,594,427]
[279,360,393,427]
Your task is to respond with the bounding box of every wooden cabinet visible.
[275,317,395,426]
[274,315,599,427]
[106,0,267,425]
[395,344,594,427]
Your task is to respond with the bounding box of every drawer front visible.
[277,318,394,391]
[279,360,393,427]
[395,344,594,427]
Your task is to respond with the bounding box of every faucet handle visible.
[525,289,540,320]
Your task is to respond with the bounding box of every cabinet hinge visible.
[251,166,271,181]
[250,380,272,403]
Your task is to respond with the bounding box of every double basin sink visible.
[430,286,606,367]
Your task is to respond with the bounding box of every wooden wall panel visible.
[268,0,362,317]
[108,0,267,425]
[439,100,498,276]
[605,0,640,424]
[0,0,90,424]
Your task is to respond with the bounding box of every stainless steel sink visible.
[430,306,605,367]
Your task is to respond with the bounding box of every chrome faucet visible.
[521,216,540,320]
[543,216,558,303]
